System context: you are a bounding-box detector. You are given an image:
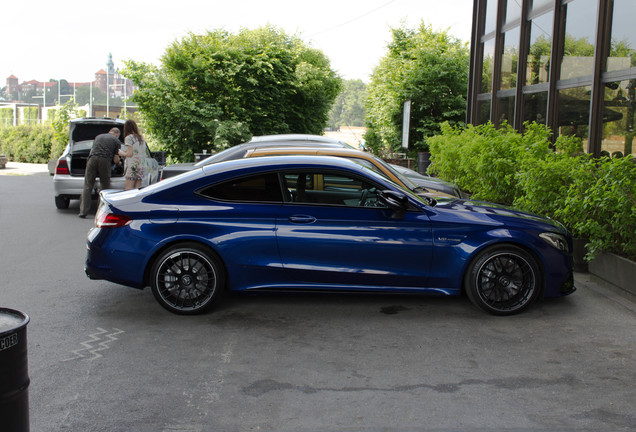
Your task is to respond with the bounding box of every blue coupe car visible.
[85,156,575,315]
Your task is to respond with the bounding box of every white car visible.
[53,117,161,209]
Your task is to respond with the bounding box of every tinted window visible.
[283,172,386,208]
[198,173,283,202]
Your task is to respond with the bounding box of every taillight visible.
[95,211,132,228]
[56,159,69,175]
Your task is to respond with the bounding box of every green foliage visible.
[514,135,584,224]
[556,156,636,260]
[428,122,636,261]
[0,124,55,163]
[428,122,547,205]
[365,22,469,155]
[328,79,367,129]
[49,100,80,160]
[125,26,341,162]
[0,108,13,128]
[213,120,252,151]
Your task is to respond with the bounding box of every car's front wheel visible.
[465,245,541,315]
[150,243,225,315]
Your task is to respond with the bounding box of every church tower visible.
[107,53,115,75]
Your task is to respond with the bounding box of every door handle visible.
[288,215,316,224]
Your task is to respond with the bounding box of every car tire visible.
[150,243,225,315]
[464,244,541,315]
[55,196,70,209]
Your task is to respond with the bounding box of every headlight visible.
[540,232,569,252]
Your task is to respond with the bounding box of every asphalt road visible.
[1,169,635,432]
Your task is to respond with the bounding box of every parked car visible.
[160,134,352,180]
[85,155,575,316]
[53,117,161,209]
[389,164,469,198]
[244,146,456,198]
[160,134,463,198]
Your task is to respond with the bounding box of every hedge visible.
[428,122,636,261]
[0,125,57,163]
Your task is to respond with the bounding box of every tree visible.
[328,79,367,129]
[365,22,469,155]
[124,26,342,161]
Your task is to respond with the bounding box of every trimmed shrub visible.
[557,155,636,260]
[428,121,635,261]
[0,125,55,163]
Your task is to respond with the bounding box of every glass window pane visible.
[558,86,592,150]
[477,99,492,124]
[200,173,283,202]
[560,0,598,80]
[526,12,553,86]
[607,0,636,73]
[484,0,499,34]
[602,80,635,156]
[496,95,516,124]
[523,92,548,124]
[530,0,553,13]
[505,0,522,24]
[482,38,496,93]
[501,27,520,90]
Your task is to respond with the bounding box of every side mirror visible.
[378,190,408,219]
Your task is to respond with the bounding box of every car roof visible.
[193,138,352,167]
[245,146,367,157]
[248,134,347,144]
[244,146,424,190]
[199,154,383,179]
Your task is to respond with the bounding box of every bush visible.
[557,155,636,260]
[513,132,585,225]
[429,122,558,205]
[428,122,636,261]
[0,125,55,163]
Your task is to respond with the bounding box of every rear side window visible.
[198,173,283,203]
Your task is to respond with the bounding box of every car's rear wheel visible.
[55,196,70,209]
[150,243,225,315]
[465,245,541,315]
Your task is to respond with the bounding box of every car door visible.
[276,170,434,289]
[142,143,160,185]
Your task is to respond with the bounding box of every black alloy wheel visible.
[465,245,541,315]
[150,243,225,315]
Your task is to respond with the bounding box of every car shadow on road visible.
[86,282,578,327]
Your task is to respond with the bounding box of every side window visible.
[198,173,283,203]
[283,171,386,208]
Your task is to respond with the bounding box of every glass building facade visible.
[467,0,636,157]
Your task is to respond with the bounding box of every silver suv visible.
[53,117,161,209]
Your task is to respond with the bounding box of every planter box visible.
[589,252,636,296]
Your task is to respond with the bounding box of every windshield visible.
[193,146,246,167]
[365,155,422,192]
[351,160,434,207]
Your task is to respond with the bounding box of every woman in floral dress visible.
[118,119,147,190]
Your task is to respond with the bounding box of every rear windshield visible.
[72,123,123,143]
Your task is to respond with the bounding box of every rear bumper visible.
[54,174,126,198]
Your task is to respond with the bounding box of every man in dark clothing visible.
[79,127,122,218]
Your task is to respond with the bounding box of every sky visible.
[1,0,474,85]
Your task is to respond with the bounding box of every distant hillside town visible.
[1,54,137,125]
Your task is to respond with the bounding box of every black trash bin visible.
[0,308,30,432]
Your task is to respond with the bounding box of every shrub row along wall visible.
[428,122,636,261]
[0,125,57,164]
